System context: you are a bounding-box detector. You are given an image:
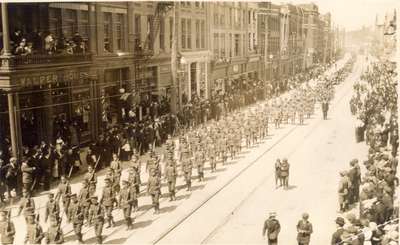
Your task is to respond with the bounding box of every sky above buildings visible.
[271,0,399,31]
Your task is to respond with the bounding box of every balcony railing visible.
[12,53,92,66]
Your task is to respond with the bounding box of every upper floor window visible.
[103,12,112,52]
[181,19,187,49]
[116,14,125,51]
[134,14,141,50]
[65,9,77,37]
[160,17,165,50]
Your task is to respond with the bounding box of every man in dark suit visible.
[331,217,345,245]
[262,212,281,245]
[322,99,329,120]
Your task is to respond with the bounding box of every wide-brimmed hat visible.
[335,217,345,226]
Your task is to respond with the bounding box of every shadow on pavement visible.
[133,219,153,229]
[175,193,191,201]
[203,176,217,182]
[137,204,153,211]
[104,237,128,244]
[159,205,177,214]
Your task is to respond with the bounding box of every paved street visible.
[6,55,361,245]
[155,55,368,245]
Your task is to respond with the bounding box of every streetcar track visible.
[200,57,363,244]
[153,57,355,245]
[200,61,360,244]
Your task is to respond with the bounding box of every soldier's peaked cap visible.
[122,180,129,184]
[91,196,98,201]
[269,212,276,217]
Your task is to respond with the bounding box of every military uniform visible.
[165,162,177,201]
[45,216,64,244]
[110,156,122,193]
[78,181,91,223]
[84,167,97,196]
[147,170,161,214]
[182,154,193,191]
[101,179,116,228]
[68,194,84,243]
[88,197,105,244]
[21,160,35,195]
[128,167,141,196]
[18,192,36,222]
[119,181,134,230]
[55,177,71,215]
[24,214,45,245]
[195,149,205,181]
[208,144,217,172]
[0,210,15,245]
[279,159,290,189]
[45,193,60,223]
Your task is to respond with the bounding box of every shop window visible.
[160,17,165,50]
[200,20,205,49]
[64,9,77,38]
[187,19,192,49]
[195,20,200,49]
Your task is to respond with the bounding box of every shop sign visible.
[233,65,239,73]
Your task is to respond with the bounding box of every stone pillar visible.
[88,3,97,54]
[1,3,11,56]
[7,93,17,157]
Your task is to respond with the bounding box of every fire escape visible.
[133,2,173,98]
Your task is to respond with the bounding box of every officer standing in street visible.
[68,194,84,243]
[119,180,134,230]
[24,213,45,245]
[165,160,177,201]
[21,157,36,196]
[0,210,15,245]
[127,168,139,211]
[101,178,117,228]
[88,196,105,244]
[262,212,281,245]
[147,169,161,214]
[55,176,71,216]
[45,216,64,244]
[110,153,122,193]
[296,213,313,245]
[322,99,329,120]
[280,158,290,189]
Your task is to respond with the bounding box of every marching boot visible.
[111,217,115,227]
[97,235,103,244]
[77,233,84,243]
[106,219,112,228]
[126,218,132,230]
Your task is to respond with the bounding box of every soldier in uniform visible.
[165,160,177,201]
[110,153,122,193]
[68,194,84,243]
[21,157,36,195]
[262,212,281,245]
[0,210,15,245]
[24,213,45,245]
[275,159,282,189]
[208,143,217,172]
[55,176,71,216]
[18,190,36,223]
[128,166,140,198]
[44,193,60,223]
[119,180,134,230]
[195,148,205,181]
[322,99,329,120]
[45,216,64,244]
[181,151,193,191]
[296,213,313,245]
[78,180,91,224]
[84,165,97,196]
[279,158,290,189]
[88,196,105,244]
[101,178,117,228]
[147,169,161,214]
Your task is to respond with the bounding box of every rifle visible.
[93,156,101,171]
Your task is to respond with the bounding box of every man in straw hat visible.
[262,212,281,245]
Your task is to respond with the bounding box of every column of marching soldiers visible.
[0,61,346,245]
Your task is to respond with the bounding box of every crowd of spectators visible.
[335,59,399,244]
[3,29,87,56]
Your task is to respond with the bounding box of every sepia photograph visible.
[0,0,398,244]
